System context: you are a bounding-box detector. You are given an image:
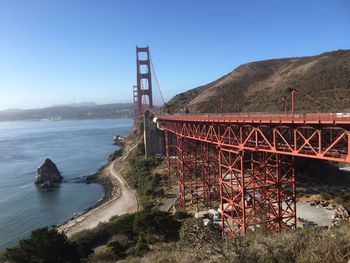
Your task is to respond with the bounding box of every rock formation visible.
[35,159,63,188]
[113,134,126,145]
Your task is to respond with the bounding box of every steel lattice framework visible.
[156,113,350,237]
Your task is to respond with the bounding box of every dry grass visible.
[123,223,350,263]
[167,49,350,114]
[124,251,196,263]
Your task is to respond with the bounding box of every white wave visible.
[18,184,32,189]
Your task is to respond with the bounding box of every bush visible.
[176,223,350,263]
[107,240,125,258]
[135,234,149,256]
[126,158,164,208]
[71,210,182,259]
[179,218,222,260]
[296,225,350,263]
[4,227,82,262]
[106,213,135,237]
[72,214,135,249]
[173,211,192,220]
[320,191,332,200]
[133,210,181,240]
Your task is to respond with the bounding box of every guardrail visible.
[155,112,350,125]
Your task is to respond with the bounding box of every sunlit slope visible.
[167,50,350,114]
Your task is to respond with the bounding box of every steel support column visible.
[177,137,202,210]
[177,135,185,210]
[165,130,176,176]
[200,142,219,207]
[219,148,245,237]
[177,138,219,211]
[250,153,296,232]
[219,148,296,237]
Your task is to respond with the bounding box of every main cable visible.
[150,54,166,105]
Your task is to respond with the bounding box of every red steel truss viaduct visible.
[155,114,350,237]
[133,46,350,237]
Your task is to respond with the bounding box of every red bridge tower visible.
[134,46,153,116]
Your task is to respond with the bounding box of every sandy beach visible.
[58,159,139,237]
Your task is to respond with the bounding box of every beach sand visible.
[58,159,139,237]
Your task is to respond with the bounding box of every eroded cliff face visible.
[35,159,63,187]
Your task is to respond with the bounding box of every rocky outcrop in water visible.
[113,134,126,145]
[35,159,63,188]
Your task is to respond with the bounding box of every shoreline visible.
[57,149,122,231]
[58,149,138,237]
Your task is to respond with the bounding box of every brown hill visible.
[167,50,350,114]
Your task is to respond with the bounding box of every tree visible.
[4,227,81,263]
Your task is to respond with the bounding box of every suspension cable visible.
[150,54,166,105]
[296,87,334,109]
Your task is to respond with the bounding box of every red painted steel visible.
[158,112,350,237]
[219,149,296,237]
[132,49,348,237]
[172,135,220,210]
[199,142,219,207]
[165,130,171,175]
[157,113,350,163]
[135,46,153,116]
[157,113,350,125]
[291,90,296,115]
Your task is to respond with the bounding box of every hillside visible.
[0,103,134,121]
[167,50,350,114]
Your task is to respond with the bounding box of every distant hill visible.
[167,50,350,114]
[63,101,99,107]
[0,103,134,121]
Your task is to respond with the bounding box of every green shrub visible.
[71,210,182,260]
[106,213,135,237]
[320,191,332,200]
[173,211,192,220]
[107,240,125,258]
[4,227,82,262]
[135,234,149,256]
[126,158,164,208]
[133,210,180,240]
[72,214,135,249]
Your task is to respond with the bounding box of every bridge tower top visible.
[134,46,153,116]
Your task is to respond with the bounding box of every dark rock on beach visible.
[35,159,63,188]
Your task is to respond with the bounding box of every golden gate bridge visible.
[133,46,350,237]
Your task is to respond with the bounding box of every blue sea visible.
[0,118,133,251]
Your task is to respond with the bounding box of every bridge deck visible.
[157,113,350,125]
[156,112,350,163]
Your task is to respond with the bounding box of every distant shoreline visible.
[0,103,134,122]
[0,117,133,122]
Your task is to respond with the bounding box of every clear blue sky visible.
[0,0,349,110]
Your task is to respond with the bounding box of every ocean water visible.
[0,118,133,251]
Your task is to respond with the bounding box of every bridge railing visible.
[156,111,350,124]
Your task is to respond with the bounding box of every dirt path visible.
[59,160,138,237]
